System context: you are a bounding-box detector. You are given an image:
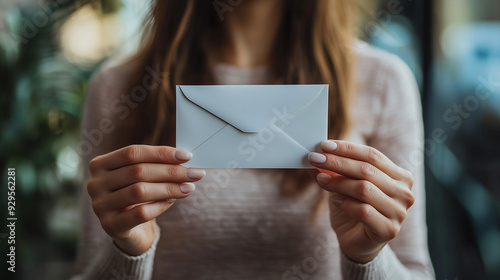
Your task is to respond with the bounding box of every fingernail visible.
[167,199,176,204]
[186,168,206,180]
[316,173,332,185]
[174,150,193,161]
[180,183,196,194]
[308,152,326,164]
[332,197,344,205]
[321,140,338,151]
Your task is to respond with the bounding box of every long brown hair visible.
[124,0,356,209]
[127,0,355,144]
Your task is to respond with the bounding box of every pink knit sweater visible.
[71,42,435,279]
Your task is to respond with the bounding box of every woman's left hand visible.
[308,140,415,263]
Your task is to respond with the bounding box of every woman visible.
[72,0,435,279]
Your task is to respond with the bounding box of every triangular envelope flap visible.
[179,85,326,133]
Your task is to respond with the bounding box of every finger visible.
[331,195,400,241]
[308,152,401,198]
[99,163,205,192]
[90,145,193,172]
[108,200,174,234]
[96,182,195,212]
[320,140,412,183]
[307,168,337,180]
[317,173,406,222]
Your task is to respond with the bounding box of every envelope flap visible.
[179,85,327,133]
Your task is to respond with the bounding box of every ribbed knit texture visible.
[341,245,413,280]
[72,227,159,280]
[71,42,435,279]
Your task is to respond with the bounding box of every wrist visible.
[113,238,154,256]
[113,223,158,256]
[341,243,385,264]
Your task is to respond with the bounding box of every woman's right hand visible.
[87,145,205,256]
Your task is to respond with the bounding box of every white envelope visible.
[176,85,328,168]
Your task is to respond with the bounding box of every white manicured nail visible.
[174,150,193,161]
[186,169,205,180]
[317,173,332,185]
[167,199,176,204]
[308,152,326,164]
[321,140,338,151]
[180,183,196,194]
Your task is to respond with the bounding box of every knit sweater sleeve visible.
[70,62,158,280]
[340,49,435,279]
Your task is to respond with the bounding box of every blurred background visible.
[0,0,499,279]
